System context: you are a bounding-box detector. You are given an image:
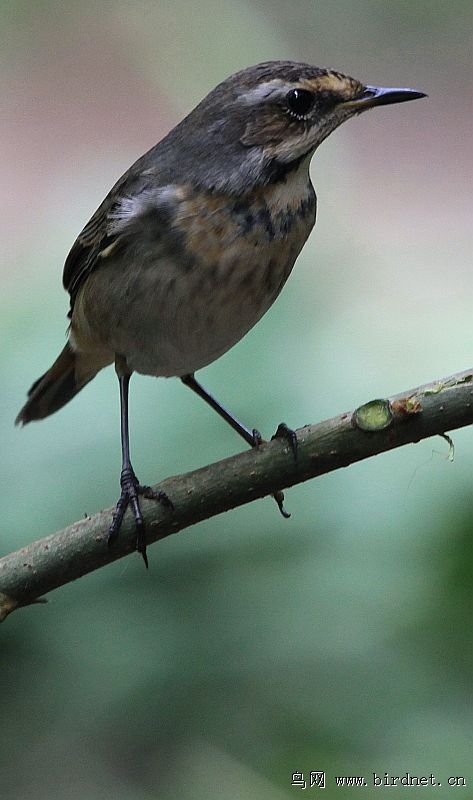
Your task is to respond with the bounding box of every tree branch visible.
[1,368,472,621]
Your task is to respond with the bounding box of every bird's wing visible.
[63,168,160,315]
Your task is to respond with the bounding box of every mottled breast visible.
[145,163,317,375]
[74,159,317,377]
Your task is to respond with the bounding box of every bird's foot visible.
[249,428,263,447]
[271,422,298,461]
[108,466,173,567]
[270,423,297,519]
[249,423,297,519]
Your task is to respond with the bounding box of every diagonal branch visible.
[1,368,472,621]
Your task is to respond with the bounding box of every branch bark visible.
[1,368,472,621]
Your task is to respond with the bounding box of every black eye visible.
[285,88,315,118]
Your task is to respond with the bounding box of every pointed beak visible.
[344,85,427,111]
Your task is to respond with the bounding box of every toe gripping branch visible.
[108,466,172,568]
[181,372,298,520]
[109,364,173,567]
[270,422,298,518]
[109,368,299,566]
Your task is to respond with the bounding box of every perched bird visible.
[16,61,425,565]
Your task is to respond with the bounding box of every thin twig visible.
[1,368,472,621]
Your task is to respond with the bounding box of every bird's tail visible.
[15,342,110,425]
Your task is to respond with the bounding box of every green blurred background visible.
[1,1,472,797]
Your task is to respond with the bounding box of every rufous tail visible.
[15,342,108,425]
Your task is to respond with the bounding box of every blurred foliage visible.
[1,1,472,798]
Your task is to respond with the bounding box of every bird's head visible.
[166,61,426,192]
[235,61,425,161]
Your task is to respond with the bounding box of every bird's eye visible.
[285,88,315,118]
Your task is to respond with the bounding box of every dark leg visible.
[181,373,262,447]
[108,360,172,567]
[181,373,297,518]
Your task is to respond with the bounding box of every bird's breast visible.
[175,170,317,297]
[74,170,316,377]
[147,176,317,374]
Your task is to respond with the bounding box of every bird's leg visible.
[181,373,297,518]
[181,373,262,447]
[108,359,172,567]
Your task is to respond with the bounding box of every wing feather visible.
[63,167,160,315]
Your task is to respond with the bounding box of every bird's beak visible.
[342,85,427,111]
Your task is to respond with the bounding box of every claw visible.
[135,520,149,569]
[249,425,294,518]
[273,489,291,519]
[108,467,172,566]
[250,428,263,447]
[141,485,174,509]
[271,422,298,461]
[180,375,294,518]
[269,423,297,517]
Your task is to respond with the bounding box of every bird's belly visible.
[121,239,302,377]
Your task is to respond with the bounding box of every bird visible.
[16,61,426,566]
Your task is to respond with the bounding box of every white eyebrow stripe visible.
[239,80,287,105]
